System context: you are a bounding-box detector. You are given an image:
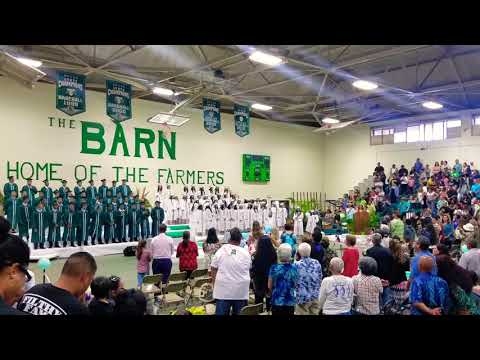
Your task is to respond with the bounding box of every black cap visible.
[101,179,106,182]
[43,180,49,183]
[27,178,32,181]
[89,179,94,183]
[77,180,82,184]
[62,179,67,183]
[0,234,30,269]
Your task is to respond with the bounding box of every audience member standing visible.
[342,235,359,277]
[459,239,480,278]
[294,243,322,315]
[136,239,152,288]
[410,256,449,315]
[150,224,175,284]
[252,234,277,312]
[318,257,354,315]
[176,231,198,278]
[268,244,299,316]
[352,257,383,315]
[211,228,251,315]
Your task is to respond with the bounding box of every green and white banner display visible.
[106,80,132,123]
[56,72,86,116]
[234,103,250,137]
[203,98,221,133]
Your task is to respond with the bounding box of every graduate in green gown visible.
[21,179,37,205]
[76,202,90,246]
[34,191,46,208]
[115,203,128,242]
[3,176,18,207]
[91,195,103,214]
[110,180,119,199]
[98,179,108,200]
[58,179,70,202]
[62,203,77,247]
[74,180,84,204]
[111,197,118,213]
[127,203,141,242]
[5,191,21,232]
[18,197,32,241]
[123,196,130,213]
[103,190,112,207]
[31,202,49,249]
[47,201,63,248]
[118,179,132,198]
[40,179,54,210]
[102,204,116,244]
[86,179,97,208]
[139,202,150,240]
[150,201,165,237]
[89,205,103,245]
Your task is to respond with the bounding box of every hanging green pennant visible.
[234,103,250,137]
[56,71,86,116]
[203,98,221,133]
[106,80,132,123]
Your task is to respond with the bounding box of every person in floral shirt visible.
[294,243,322,315]
[268,244,299,316]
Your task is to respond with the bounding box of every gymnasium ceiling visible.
[3,45,480,128]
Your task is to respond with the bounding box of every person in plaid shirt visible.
[176,231,198,278]
[352,256,383,315]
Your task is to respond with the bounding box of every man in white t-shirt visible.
[211,227,252,315]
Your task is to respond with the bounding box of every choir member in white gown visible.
[280,204,288,229]
[155,184,164,203]
[218,204,227,233]
[293,207,304,237]
[192,204,203,236]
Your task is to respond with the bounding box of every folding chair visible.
[239,303,264,315]
[157,281,188,314]
[186,269,209,290]
[168,272,188,283]
[184,277,211,306]
[141,274,163,315]
[141,275,164,296]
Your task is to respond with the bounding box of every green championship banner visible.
[203,98,221,133]
[106,80,132,123]
[56,72,86,116]
[234,103,250,137]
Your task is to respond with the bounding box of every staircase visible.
[353,174,375,195]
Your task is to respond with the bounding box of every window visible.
[394,131,406,143]
[447,119,461,128]
[474,116,480,126]
[382,128,394,135]
[407,125,420,143]
[373,129,382,136]
[432,122,444,141]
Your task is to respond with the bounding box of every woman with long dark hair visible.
[435,244,480,315]
[203,228,222,270]
[248,221,263,256]
[176,231,198,279]
[252,234,277,311]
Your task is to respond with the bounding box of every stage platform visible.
[30,230,226,261]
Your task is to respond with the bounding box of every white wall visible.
[0,77,324,203]
[322,117,480,200]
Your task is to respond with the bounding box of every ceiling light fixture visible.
[322,117,340,124]
[147,112,190,126]
[249,51,284,66]
[251,103,272,111]
[16,57,42,68]
[352,79,378,90]
[422,101,443,110]
[152,87,174,96]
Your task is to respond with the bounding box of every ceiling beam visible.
[83,45,149,76]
